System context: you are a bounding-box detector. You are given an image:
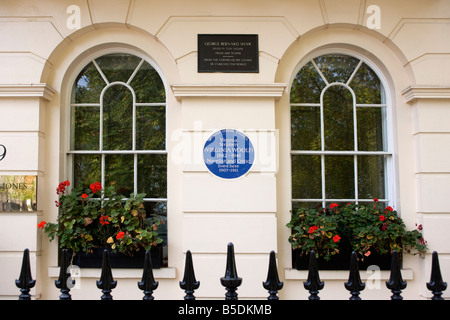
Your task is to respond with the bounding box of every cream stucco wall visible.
[0,0,449,300]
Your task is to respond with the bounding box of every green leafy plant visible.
[38,180,163,257]
[287,200,427,261]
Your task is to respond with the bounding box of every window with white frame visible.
[290,53,392,210]
[68,52,167,243]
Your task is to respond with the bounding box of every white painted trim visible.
[171,83,287,98]
[284,268,414,281]
[48,266,176,279]
[0,84,56,101]
[401,86,450,103]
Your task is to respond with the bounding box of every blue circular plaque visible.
[203,129,255,179]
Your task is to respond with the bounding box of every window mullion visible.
[346,59,363,86]
[127,58,144,85]
[320,81,326,207]
[93,59,109,85]
[354,154,359,204]
[101,153,105,201]
[134,153,138,195]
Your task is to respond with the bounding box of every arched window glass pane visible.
[73,154,101,190]
[72,106,99,150]
[136,105,166,150]
[95,53,142,83]
[72,62,104,104]
[290,61,326,103]
[349,62,382,104]
[323,85,354,151]
[102,85,133,150]
[290,106,320,150]
[130,61,166,103]
[291,155,321,199]
[357,107,384,151]
[313,54,360,84]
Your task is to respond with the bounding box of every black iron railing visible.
[15,243,447,300]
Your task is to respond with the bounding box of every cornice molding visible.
[401,86,450,103]
[0,84,56,101]
[171,83,287,99]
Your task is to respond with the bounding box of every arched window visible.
[68,52,167,246]
[290,54,392,209]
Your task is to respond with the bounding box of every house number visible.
[0,145,6,161]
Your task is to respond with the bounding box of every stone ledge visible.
[284,268,414,280]
[402,86,450,103]
[0,84,56,101]
[171,83,287,98]
[48,266,176,279]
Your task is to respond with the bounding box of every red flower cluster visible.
[333,235,341,243]
[329,203,339,209]
[100,215,110,226]
[81,193,88,199]
[308,225,319,233]
[90,181,102,194]
[56,180,70,194]
[116,231,125,240]
[37,221,46,229]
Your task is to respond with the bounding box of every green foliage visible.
[287,201,427,261]
[41,181,163,256]
[287,207,341,261]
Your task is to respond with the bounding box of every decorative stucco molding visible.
[0,84,56,101]
[401,86,450,103]
[171,83,287,99]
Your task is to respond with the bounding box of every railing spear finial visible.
[138,250,159,300]
[179,250,200,300]
[344,251,365,300]
[386,250,406,300]
[15,248,36,300]
[262,250,283,300]
[220,243,242,300]
[303,250,324,300]
[96,249,117,300]
[55,248,74,300]
[426,251,447,300]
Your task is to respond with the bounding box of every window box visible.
[292,248,391,271]
[69,244,164,269]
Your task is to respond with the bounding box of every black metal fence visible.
[15,243,447,300]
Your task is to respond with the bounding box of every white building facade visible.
[0,0,449,300]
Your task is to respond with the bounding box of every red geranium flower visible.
[90,181,102,194]
[329,203,339,209]
[116,231,125,240]
[379,215,385,221]
[81,193,88,199]
[308,226,319,234]
[56,180,70,194]
[100,215,110,226]
[37,221,47,229]
[333,235,341,242]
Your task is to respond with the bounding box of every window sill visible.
[48,266,176,279]
[284,268,414,281]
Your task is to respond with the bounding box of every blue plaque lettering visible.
[203,129,255,179]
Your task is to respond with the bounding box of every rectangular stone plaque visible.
[198,34,259,73]
[0,175,37,212]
